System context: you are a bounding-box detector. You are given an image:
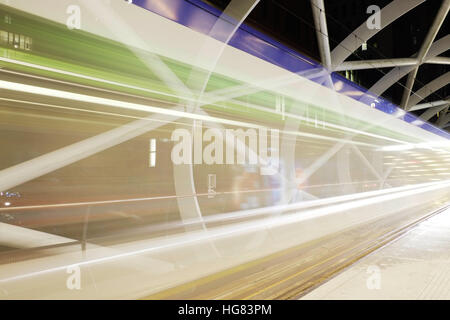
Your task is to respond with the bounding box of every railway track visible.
[144,201,450,300]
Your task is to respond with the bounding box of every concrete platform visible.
[302,206,450,300]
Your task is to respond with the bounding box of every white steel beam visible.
[420,104,449,122]
[401,0,450,109]
[335,58,418,71]
[336,57,450,71]
[407,72,450,108]
[367,35,450,97]
[437,108,450,127]
[311,0,332,70]
[409,99,450,111]
[331,0,425,69]
[426,56,450,65]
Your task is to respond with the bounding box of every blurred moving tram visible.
[0,0,449,299]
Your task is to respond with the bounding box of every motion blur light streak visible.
[0,57,409,147]
[2,178,449,281]
[0,0,449,300]
[0,80,263,129]
[1,179,444,227]
[0,56,184,100]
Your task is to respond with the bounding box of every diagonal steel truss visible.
[310,0,450,128]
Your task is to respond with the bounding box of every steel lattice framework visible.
[311,0,450,130]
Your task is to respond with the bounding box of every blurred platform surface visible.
[302,206,450,300]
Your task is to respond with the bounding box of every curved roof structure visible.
[312,0,450,130]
